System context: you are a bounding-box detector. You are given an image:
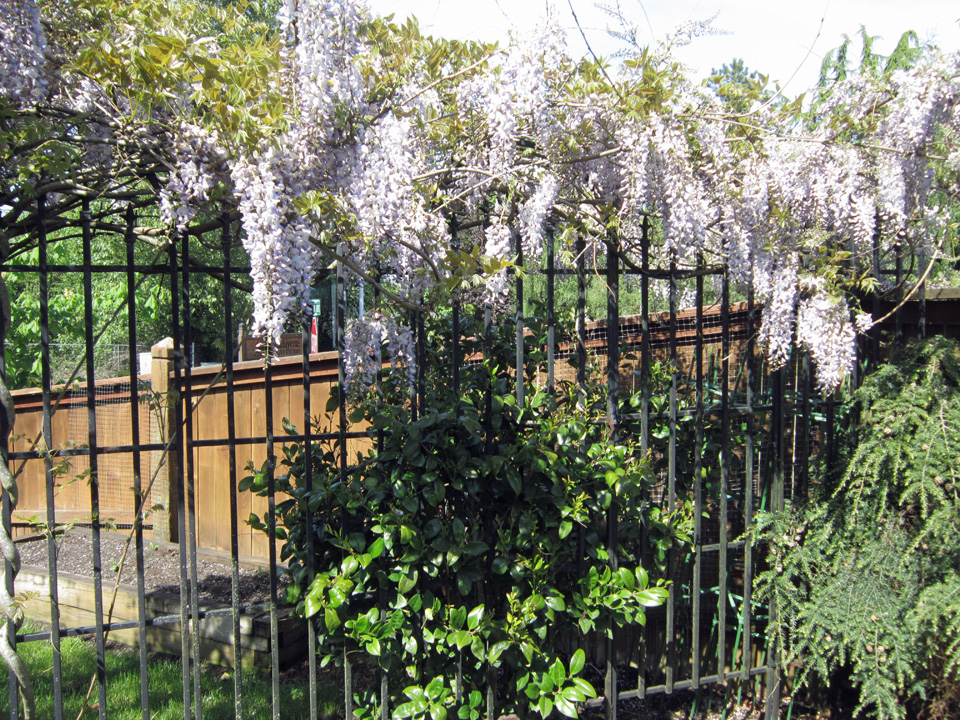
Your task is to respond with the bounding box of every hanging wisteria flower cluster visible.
[0,0,48,105]
[342,310,416,393]
[2,0,958,394]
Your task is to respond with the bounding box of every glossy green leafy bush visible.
[243,318,684,719]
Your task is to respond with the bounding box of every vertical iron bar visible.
[418,312,426,416]
[451,219,461,396]
[691,255,705,689]
[410,309,419,422]
[124,205,149,720]
[799,355,811,500]
[741,291,756,683]
[871,225,881,366]
[515,227,525,405]
[222,219,245,717]
[665,253,678,695]
[264,347,281,720]
[640,217,650,454]
[764,369,785,720]
[168,236,192,720]
[483,302,496,720]
[81,200,108,719]
[547,226,555,395]
[604,231,619,720]
[301,301,319,720]
[918,276,926,340]
[637,217,650,700]
[895,240,904,349]
[37,194,64,720]
[575,235,586,407]
[374,267,389,720]
[718,261,731,685]
[180,232,204,720]
[336,249,353,720]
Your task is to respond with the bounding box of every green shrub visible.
[243,316,686,719]
[754,337,960,719]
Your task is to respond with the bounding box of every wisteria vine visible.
[1,0,958,397]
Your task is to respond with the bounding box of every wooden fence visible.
[10,304,755,559]
[9,347,360,560]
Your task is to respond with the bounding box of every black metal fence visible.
[0,196,944,720]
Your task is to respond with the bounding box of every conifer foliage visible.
[755,337,960,719]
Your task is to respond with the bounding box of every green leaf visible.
[488,640,511,665]
[569,648,585,676]
[463,540,489,556]
[341,555,359,577]
[368,537,385,558]
[554,696,578,718]
[550,658,566,684]
[398,570,419,594]
[304,591,322,618]
[324,606,341,632]
[537,696,553,718]
[467,604,484,630]
[571,678,596,698]
[545,595,566,612]
[426,676,445,700]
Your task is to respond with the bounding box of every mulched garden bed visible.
[17,529,285,605]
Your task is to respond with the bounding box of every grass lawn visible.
[1,624,342,719]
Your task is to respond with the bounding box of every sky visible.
[364,0,960,95]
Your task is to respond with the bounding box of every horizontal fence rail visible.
[0,196,952,720]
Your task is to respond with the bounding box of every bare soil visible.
[17,529,283,605]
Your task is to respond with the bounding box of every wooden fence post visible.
[150,338,178,542]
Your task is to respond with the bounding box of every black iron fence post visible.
[604,229,620,720]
